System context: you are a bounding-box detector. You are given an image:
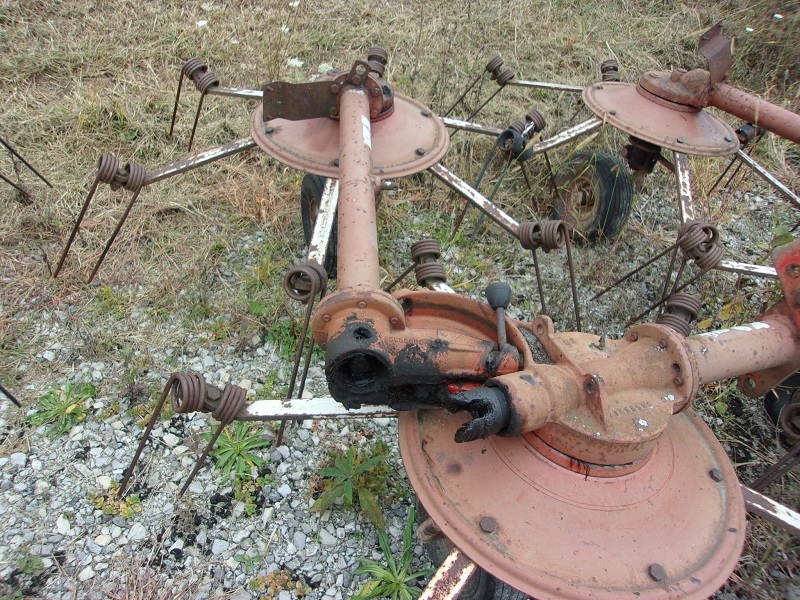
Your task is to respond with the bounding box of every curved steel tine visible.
[178,420,225,498]
[53,174,103,278]
[118,376,175,497]
[168,68,186,139]
[0,136,52,187]
[187,94,206,152]
[0,382,22,408]
[87,188,143,283]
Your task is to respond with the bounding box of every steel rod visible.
[506,79,584,93]
[439,117,504,136]
[735,149,800,212]
[741,484,800,536]
[0,136,52,187]
[307,178,339,267]
[0,382,21,408]
[0,172,31,198]
[206,86,262,100]
[144,137,257,185]
[429,163,520,238]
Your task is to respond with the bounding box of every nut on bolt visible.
[648,563,667,582]
[479,516,496,533]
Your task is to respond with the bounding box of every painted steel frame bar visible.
[741,485,800,536]
[307,178,339,267]
[144,137,258,186]
[506,79,584,93]
[735,149,800,212]
[239,396,398,420]
[440,116,504,136]
[207,86,262,100]
[673,150,780,280]
[419,548,479,600]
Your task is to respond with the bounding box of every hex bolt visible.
[673,376,684,386]
[648,564,666,582]
[479,516,496,533]
[330,84,340,94]
[658,339,668,349]
[322,314,331,322]
[629,332,639,342]
[352,75,362,85]
[677,137,685,144]
[421,111,431,117]
[264,126,275,134]
[745,377,756,390]
[370,87,381,97]
[357,301,367,309]
[609,109,617,116]
[332,158,340,167]
[709,468,724,482]
[389,317,400,327]
[724,136,732,142]
[790,264,800,277]
[415,147,426,156]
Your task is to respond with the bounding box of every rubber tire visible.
[550,149,634,243]
[300,173,338,278]
[416,501,529,600]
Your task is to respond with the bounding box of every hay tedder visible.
[55,24,800,599]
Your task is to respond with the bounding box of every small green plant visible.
[234,552,263,573]
[313,442,390,529]
[29,380,95,438]
[88,482,142,518]
[17,554,44,575]
[352,506,435,600]
[94,286,127,318]
[234,474,274,516]
[205,422,271,482]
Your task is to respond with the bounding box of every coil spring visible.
[212,383,247,426]
[525,109,547,133]
[493,68,515,87]
[656,293,701,337]
[678,220,723,270]
[182,57,219,93]
[485,56,504,74]
[415,262,447,286]
[283,261,328,303]
[368,47,388,65]
[96,154,146,192]
[600,59,620,82]
[411,238,442,262]
[169,372,208,414]
[519,220,567,252]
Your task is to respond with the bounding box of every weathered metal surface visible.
[735,149,800,211]
[251,93,448,179]
[674,152,694,224]
[419,548,478,600]
[440,117,504,136]
[307,178,339,268]
[262,80,341,121]
[711,84,800,145]
[428,163,520,237]
[506,79,583,93]
[698,22,733,89]
[336,88,380,290]
[145,137,257,185]
[206,85,262,100]
[238,396,398,420]
[400,408,745,599]
[742,485,800,536]
[583,82,738,156]
[716,260,778,279]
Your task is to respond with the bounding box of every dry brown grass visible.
[1,0,799,598]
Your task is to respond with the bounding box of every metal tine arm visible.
[169,57,221,151]
[54,137,257,280]
[0,136,53,187]
[0,382,22,408]
[442,55,504,118]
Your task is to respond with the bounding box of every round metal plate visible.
[583,82,739,156]
[251,93,449,179]
[399,409,745,599]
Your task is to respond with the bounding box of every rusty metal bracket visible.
[698,21,732,91]
[738,238,800,396]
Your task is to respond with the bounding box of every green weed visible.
[16,554,44,575]
[352,506,435,600]
[313,442,390,529]
[234,552,263,573]
[88,482,142,518]
[94,286,128,318]
[29,380,95,439]
[204,422,271,483]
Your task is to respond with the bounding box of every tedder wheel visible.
[550,149,634,243]
[416,500,528,600]
[300,173,338,278]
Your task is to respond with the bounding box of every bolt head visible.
[389,317,400,326]
[790,264,800,277]
[629,332,639,342]
[264,126,275,134]
[415,147,426,156]
[609,109,617,116]
[648,564,666,582]
[677,137,685,144]
[322,314,331,322]
[421,110,431,117]
[357,301,367,309]
[352,75,362,85]
[658,339,668,349]
[673,376,684,386]
[370,87,381,97]
[479,516,496,533]
[330,84,340,94]
[724,136,732,142]
[709,468,724,482]
[745,377,756,389]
